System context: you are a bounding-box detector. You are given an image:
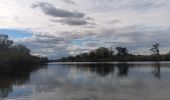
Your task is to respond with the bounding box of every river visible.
[1,62,170,100]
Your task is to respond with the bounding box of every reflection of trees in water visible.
[76,64,115,77]
[117,63,129,77]
[0,72,29,98]
[76,63,163,79]
[0,65,47,99]
[90,64,115,77]
[76,63,133,77]
[152,63,161,79]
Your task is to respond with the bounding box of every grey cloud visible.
[16,25,170,59]
[16,31,95,59]
[85,42,99,47]
[16,33,71,59]
[80,25,170,54]
[107,20,121,24]
[128,0,163,11]
[61,0,76,5]
[32,34,68,44]
[31,2,95,26]
[31,2,85,18]
[91,0,165,12]
[51,18,89,26]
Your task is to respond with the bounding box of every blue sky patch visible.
[0,29,33,38]
[72,39,84,45]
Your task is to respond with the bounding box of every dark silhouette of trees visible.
[57,43,170,62]
[0,34,13,49]
[0,34,48,67]
[115,47,129,61]
[150,43,160,61]
[150,43,160,55]
[58,47,115,62]
[14,44,30,55]
[116,47,129,56]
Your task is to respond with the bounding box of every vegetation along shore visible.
[0,34,48,69]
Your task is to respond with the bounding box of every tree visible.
[95,47,111,57]
[0,34,13,50]
[150,43,160,55]
[0,34,48,66]
[116,47,128,56]
[14,44,30,55]
[150,43,160,61]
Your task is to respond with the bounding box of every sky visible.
[0,0,170,59]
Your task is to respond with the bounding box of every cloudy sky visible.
[0,0,170,59]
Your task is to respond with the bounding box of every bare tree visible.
[150,43,160,55]
[150,43,160,61]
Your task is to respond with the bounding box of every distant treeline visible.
[0,34,48,67]
[57,45,170,62]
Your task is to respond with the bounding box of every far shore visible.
[49,61,170,65]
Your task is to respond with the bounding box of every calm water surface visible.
[1,62,170,100]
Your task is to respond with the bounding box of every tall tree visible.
[150,43,160,55]
[150,43,160,61]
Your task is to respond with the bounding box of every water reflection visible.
[76,64,115,77]
[0,65,47,99]
[75,63,163,78]
[0,72,29,98]
[152,63,161,79]
[117,63,129,77]
[76,63,134,77]
[1,62,170,100]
